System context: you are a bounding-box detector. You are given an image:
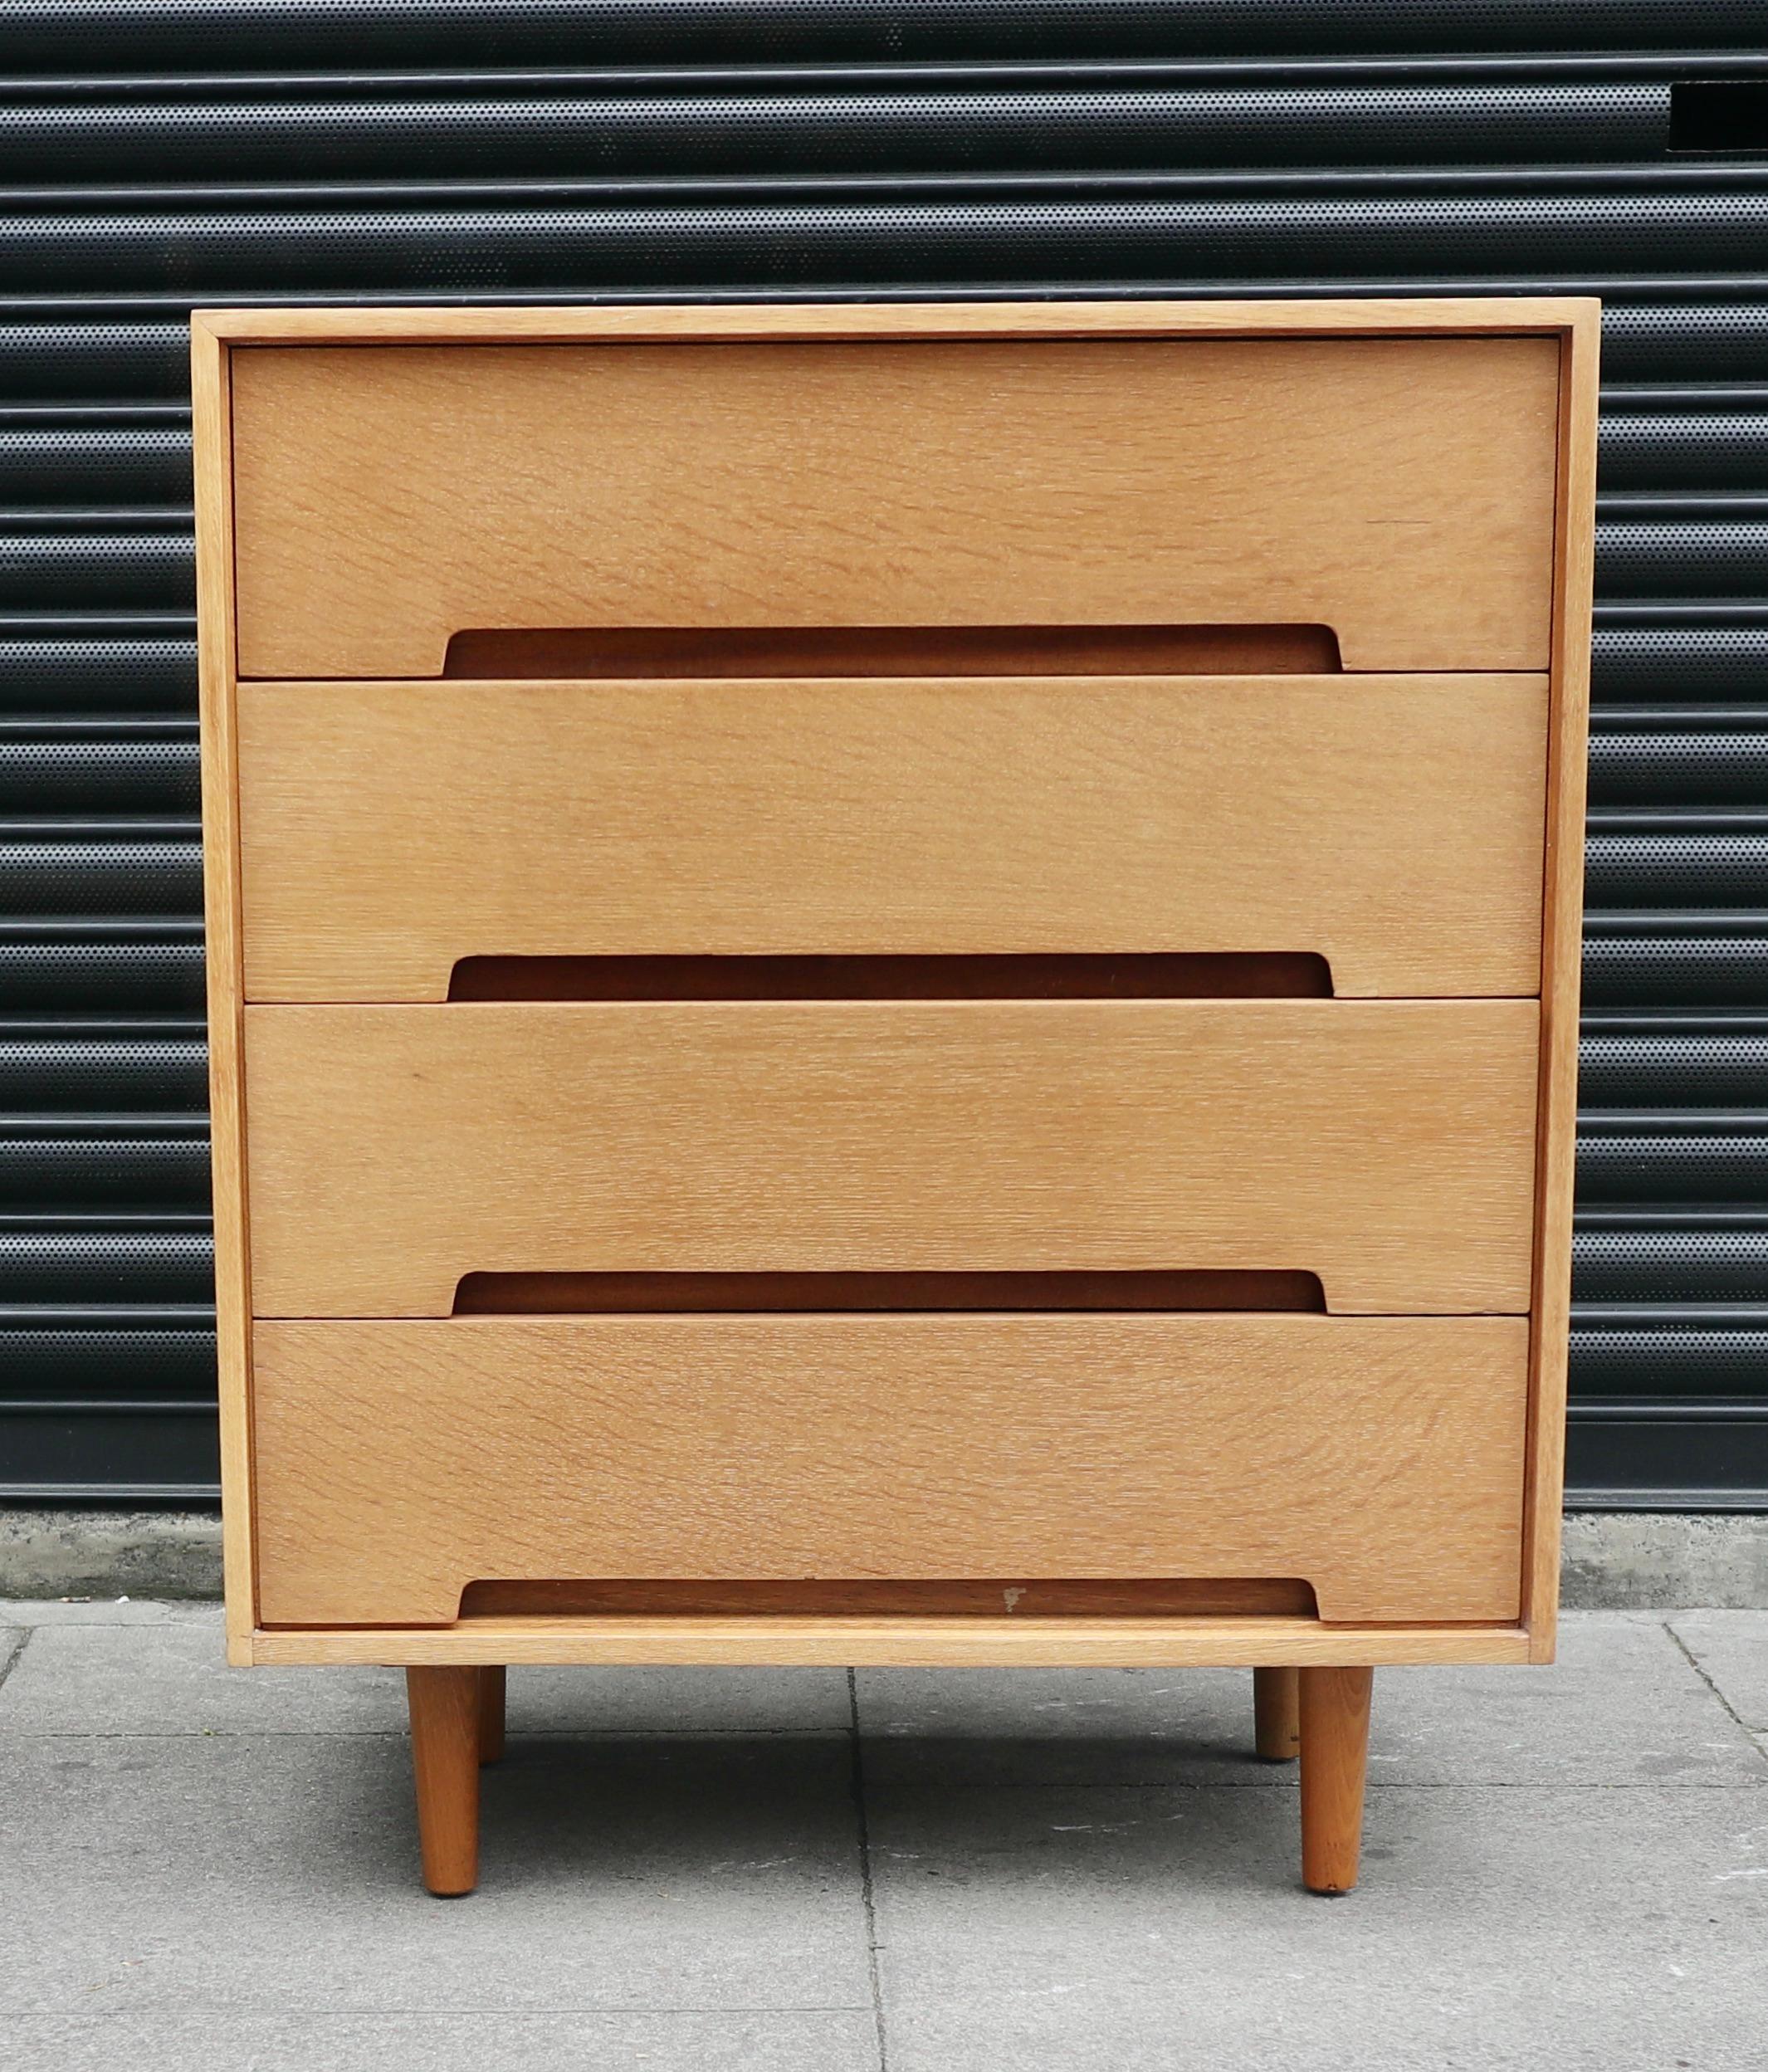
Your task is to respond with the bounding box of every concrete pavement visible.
[2,1602,1766,2070]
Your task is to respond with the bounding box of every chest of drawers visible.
[193,297,1597,1897]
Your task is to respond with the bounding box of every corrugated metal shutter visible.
[4,0,1766,1508]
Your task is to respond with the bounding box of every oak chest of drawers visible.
[193,298,1598,1896]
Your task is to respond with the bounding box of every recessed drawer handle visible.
[442,622,1343,679]
[454,1579,1321,1620]
[451,1268,1328,1316]
[447,950,1335,1001]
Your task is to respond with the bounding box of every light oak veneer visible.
[252,1313,1529,1630]
[254,1620,1536,1671]
[242,998,1540,1317]
[193,296,1598,1897]
[230,333,1559,679]
[236,673,1548,1001]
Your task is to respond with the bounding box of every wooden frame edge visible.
[192,316,256,1663]
[1521,305,1600,1663]
[189,295,1601,348]
[210,295,1588,1668]
[246,1617,1534,1669]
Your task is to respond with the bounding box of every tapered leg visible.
[1253,1667,1301,1761]
[476,1666,507,1766]
[1298,1666,1374,1894]
[407,1666,481,1895]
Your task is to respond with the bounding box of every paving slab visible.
[1669,1611,1768,1732]
[0,1620,406,1736]
[4,1732,871,2018]
[857,1614,1765,1788]
[865,1780,1768,2071]
[510,1664,852,1737]
[9,1607,1768,2070]
[856,1664,1263,1786]
[0,2010,879,2072]
[1366,1613,1766,1788]
[0,1616,850,1738]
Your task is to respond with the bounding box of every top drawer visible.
[229,334,1560,679]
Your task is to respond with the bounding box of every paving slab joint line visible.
[0,1626,28,1694]
[847,1668,890,2072]
[1663,1619,1768,1761]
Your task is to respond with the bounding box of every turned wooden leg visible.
[1253,1667,1301,1761]
[476,1665,506,1766]
[407,1666,481,1896]
[1298,1666,1373,1894]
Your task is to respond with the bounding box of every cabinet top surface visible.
[192,295,1599,348]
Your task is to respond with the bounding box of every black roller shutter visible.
[3,0,1766,1509]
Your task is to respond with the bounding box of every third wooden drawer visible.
[242,998,1540,1317]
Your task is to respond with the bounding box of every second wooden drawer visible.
[236,673,1548,1000]
[242,999,1540,1317]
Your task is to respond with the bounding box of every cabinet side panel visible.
[1524,311,1600,1659]
[193,321,255,1658]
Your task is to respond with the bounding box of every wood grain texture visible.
[195,296,1599,345]
[249,1616,1535,1669]
[405,1667,480,1895]
[447,951,1333,1003]
[475,1665,505,1766]
[230,335,1560,677]
[1255,1666,1302,1761]
[242,999,1541,1317]
[448,1268,1327,1315]
[1299,1666,1375,1894]
[193,297,1595,1680]
[236,674,1548,1000]
[190,317,256,1659]
[454,1578,1318,1617]
[1522,310,1600,1662]
[440,621,1343,678]
[250,1313,1529,1627]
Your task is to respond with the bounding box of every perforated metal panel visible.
[4,0,1766,1508]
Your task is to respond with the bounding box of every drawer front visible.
[242,999,1539,1317]
[237,673,1548,1001]
[251,1313,1530,1627]
[231,335,1559,677]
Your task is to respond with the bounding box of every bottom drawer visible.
[251,1314,1528,1628]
